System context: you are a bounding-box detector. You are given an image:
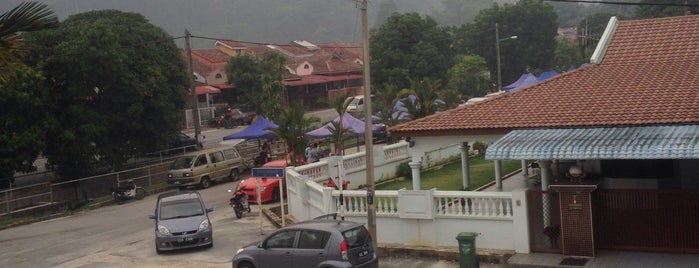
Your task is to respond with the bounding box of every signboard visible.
[251,167,285,178]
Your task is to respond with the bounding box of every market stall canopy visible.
[305,113,367,139]
[222,115,278,140]
[503,73,537,92]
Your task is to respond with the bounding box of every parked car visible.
[235,159,289,203]
[170,132,197,151]
[232,219,378,268]
[345,95,374,117]
[167,146,245,189]
[230,108,256,126]
[149,191,213,254]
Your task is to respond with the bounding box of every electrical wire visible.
[544,0,699,7]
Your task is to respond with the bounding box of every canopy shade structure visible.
[194,85,222,95]
[222,115,278,140]
[486,125,699,160]
[305,113,367,139]
[503,73,537,92]
[537,70,560,81]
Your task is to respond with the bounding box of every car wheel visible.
[200,177,211,189]
[229,169,240,181]
[238,261,255,268]
[237,119,244,126]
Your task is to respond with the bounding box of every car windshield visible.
[159,199,204,220]
[170,156,195,169]
[342,226,371,247]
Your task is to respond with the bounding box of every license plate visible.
[174,181,181,184]
[178,237,194,242]
[359,250,368,257]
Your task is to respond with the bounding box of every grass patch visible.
[376,155,521,191]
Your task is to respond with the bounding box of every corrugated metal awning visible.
[485,125,699,160]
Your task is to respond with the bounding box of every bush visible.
[396,161,412,180]
[472,141,488,155]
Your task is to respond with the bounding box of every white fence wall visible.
[286,141,531,253]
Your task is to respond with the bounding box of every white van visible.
[345,95,374,116]
[167,147,245,189]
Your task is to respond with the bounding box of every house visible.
[389,15,699,256]
[186,40,365,112]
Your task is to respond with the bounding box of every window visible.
[215,73,222,79]
[298,230,329,249]
[210,152,224,163]
[223,149,239,159]
[195,155,208,166]
[342,226,371,248]
[304,64,310,69]
[265,230,296,248]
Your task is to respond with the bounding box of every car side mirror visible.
[148,214,156,220]
[206,207,214,213]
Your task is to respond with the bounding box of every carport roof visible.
[485,125,699,160]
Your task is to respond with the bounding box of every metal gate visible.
[594,189,699,253]
[527,190,562,253]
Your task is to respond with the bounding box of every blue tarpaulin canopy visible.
[305,113,367,139]
[503,73,537,92]
[222,115,278,140]
[537,70,560,81]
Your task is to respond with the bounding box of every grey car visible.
[149,191,213,254]
[232,219,378,268]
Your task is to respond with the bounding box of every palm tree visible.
[400,77,444,120]
[324,93,352,155]
[0,2,57,82]
[266,101,319,166]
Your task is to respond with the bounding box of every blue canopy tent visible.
[503,73,537,92]
[305,113,367,139]
[222,115,278,140]
[537,70,560,81]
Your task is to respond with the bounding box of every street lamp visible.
[495,23,517,92]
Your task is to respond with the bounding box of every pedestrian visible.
[304,143,312,162]
[308,143,320,163]
[197,135,206,149]
[262,142,272,162]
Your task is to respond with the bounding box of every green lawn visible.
[376,155,521,191]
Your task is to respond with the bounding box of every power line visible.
[544,0,699,7]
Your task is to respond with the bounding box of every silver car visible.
[232,219,378,268]
[149,191,213,254]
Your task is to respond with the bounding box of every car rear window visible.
[342,226,371,248]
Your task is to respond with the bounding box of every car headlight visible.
[157,224,170,235]
[236,248,245,255]
[198,219,211,232]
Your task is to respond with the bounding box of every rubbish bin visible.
[456,232,479,268]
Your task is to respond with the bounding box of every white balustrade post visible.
[409,161,422,190]
[460,142,471,190]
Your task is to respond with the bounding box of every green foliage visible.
[552,37,584,71]
[472,141,488,155]
[396,161,412,180]
[266,101,319,166]
[447,54,491,100]
[399,77,444,120]
[435,0,495,26]
[637,0,698,19]
[378,155,521,191]
[0,2,58,83]
[225,52,286,121]
[23,9,188,179]
[370,12,454,91]
[455,0,558,88]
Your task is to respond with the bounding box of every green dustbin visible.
[456,232,479,268]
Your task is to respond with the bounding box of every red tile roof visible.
[186,49,229,79]
[390,15,699,137]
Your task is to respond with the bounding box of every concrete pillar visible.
[460,142,471,190]
[409,161,422,190]
[494,160,503,191]
[538,160,553,227]
[521,160,528,176]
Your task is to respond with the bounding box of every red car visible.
[236,159,290,204]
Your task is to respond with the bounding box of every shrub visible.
[472,141,488,155]
[396,161,413,180]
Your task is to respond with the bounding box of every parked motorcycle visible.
[253,150,270,167]
[228,189,251,218]
[111,180,147,204]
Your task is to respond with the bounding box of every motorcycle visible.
[228,189,251,218]
[253,150,270,167]
[111,179,147,204]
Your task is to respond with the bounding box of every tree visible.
[0,2,57,187]
[266,101,319,166]
[375,0,398,26]
[23,10,189,179]
[434,0,494,26]
[0,2,57,82]
[446,54,491,100]
[225,52,286,121]
[637,0,698,19]
[399,78,444,121]
[455,0,558,88]
[370,12,453,91]
[577,12,616,61]
[552,37,584,72]
[324,93,352,155]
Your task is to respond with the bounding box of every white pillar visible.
[494,160,503,191]
[460,142,471,190]
[409,161,422,190]
[521,160,528,176]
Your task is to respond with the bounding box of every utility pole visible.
[360,0,377,243]
[185,30,201,142]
